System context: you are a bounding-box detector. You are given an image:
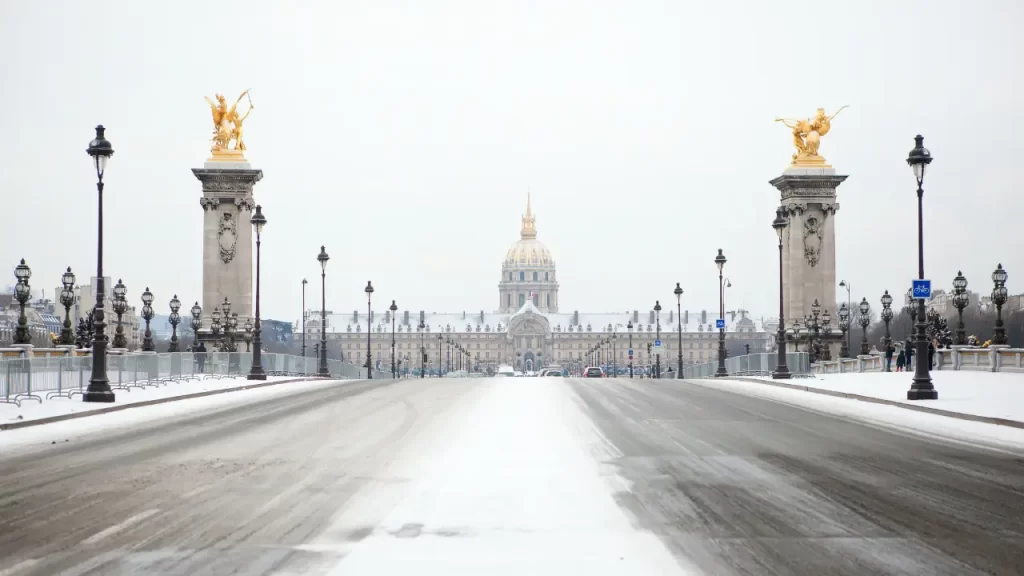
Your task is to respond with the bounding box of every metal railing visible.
[679,352,813,379]
[0,352,390,407]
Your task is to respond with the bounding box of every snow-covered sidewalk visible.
[0,374,319,428]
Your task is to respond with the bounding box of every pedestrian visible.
[905,338,914,370]
[885,343,894,372]
[196,341,207,373]
[928,339,936,369]
[895,348,906,372]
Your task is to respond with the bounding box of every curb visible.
[717,376,1024,430]
[0,376,330,431]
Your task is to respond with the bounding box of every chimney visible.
[701,310,707,324]
[684,310,689,324]
[403,310,410,324]
[354,310,359,323]
[480,310,485,323]
[649,310,655,324]
[572,310,579,325]
[669,310,674,324]
[419,310,425,324]
[633,310,639,323]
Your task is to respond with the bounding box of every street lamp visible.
[837,303,850,359]
[112,279,128,349]
[881,290,894,371]
[821,309,832,361]
[839,279,852,356]
[248,204,267,380]
[210,306,222,346]
[228,312,239,354]
[653,300,662,379]
[419,321,426,378]
[906,134,936,400]
[992,263,1009,345]
[59,267,76,345]
[85,124,115,402]
[365,281,374,379]
[243,318,253,352]
[715,248,728,377]
[140,287,155,352]
[674,283,684,379]
[437,333,442,376]
[301,278,308,357]
[317,246,330,377]
[858,297,870,355]
[772,208,791,378]
[952,271,969,345]
[13,259,31,345]
[390,300,398,378]
[190,302,202,349]
[168,294,181,352]
[627,320,634,378]
[807,299,821,362]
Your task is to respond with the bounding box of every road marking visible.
[0,559,39,576]
[83,509,160,545]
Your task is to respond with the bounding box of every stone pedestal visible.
[193,161,263,334]
[770,166,848,330]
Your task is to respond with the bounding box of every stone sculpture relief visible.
[803,216,823,267]
[218,212,238,264]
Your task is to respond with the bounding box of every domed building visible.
[499,194,559,312]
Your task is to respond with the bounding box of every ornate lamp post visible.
[190,302,202,349]
[837,303,850,359]
[85,124,115,401]
[715,249,728,377]
[140,286,155,352]
[390,300,398,378]
[317,246,330,377]
[653,300,662,378]
[301,278,308,357]
[243,318,253,352]
[247,204,267,380]
[952,271,969,345]
[59,267,76,345]
[674,283,684,379]
[365,281,374,379]
[880,290,894,370]
[906,134,936,400]
[210,306,222,349]
[857,297,870,356]
[807,299,821,362]
[168,294,181,352]
[821,309,832,361]
[111,279,128,349]
[627,320,634,378]
[12,260,31,345]
[838,279,852,358]
[771,208,791,378]
[227,312,238,354]
[992,263,1009,345]
[419,321,426,378]
[437,333,442,376]
[76,318,89,349]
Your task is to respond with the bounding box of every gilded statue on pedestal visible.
[775,105,848,165]
[204,90,254,156]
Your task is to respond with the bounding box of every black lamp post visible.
[210,307,222,349]
[317,246,330,377]
[419,321,426,378]
[13,259,31,345]
[59,267,76,345]
[837,303,850,359]
[807,299,821,362]
[168,294,181,352]
[627,320,634,378]
[906,135,937,399]
[992,263,1009,345]
[141,287,155,352]
[772,208,791,378]
[84,125,115,401]
[821,309,832,361]
[390,300,398,378]
[839,279,852,357]
[112,279,128,349]
[881,290,894,370]
[715,249,728,377]
[365,281,374,379]
[301,278,308,357]
[952,271,968,345]
[243,318,253,352]
[248,204,267,380]
[674,283,684,378]
[653,301,662,378]
[858,297,870,355]
[437,333,442,376]
[190,302,202,349]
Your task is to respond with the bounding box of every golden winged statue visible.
[775,105,848,166]
[204,90,254,157]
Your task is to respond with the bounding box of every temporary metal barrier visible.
[680,352,812,379]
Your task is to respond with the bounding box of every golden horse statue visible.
[775,105,848,164]
[204,90,254,154]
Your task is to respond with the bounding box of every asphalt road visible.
[570,377,1024,575]
[1,376,1023,575]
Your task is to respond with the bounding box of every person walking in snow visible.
[895,347,906,372]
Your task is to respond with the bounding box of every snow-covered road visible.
[1,376,1022,575]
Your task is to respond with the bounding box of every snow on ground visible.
[0,377,348,452]
[750,371,1024,423]
[325,378,691,576]
[696,377,1024,453]
[0,374,307,426]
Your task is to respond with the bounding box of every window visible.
[519,293,525,307]
[533,271,538,281]
[545,272,549,281]
[546,293,550,306]
[507,294,511,307]
[519,271,525,281]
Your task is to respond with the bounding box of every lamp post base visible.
[772,367,791,379]
[83,389,116,403]
[907,383,937,400]
[246,370,267,381]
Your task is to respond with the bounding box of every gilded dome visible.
[503,192,555,268]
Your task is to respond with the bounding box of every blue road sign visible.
[716,318,726,329]
[654,340,661,347]
[912,279,932,299]
[628,349,633,356]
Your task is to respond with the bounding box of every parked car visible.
[539,369,564,377]
[583,366,605,378]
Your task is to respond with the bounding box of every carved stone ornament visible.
[218,212,239,264]
[200,197,221,211]
[803,216,823,267]
[233,197,256,212]
[784,201,807,215]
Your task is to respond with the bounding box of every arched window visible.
[533,271,538,281]
[518,293,525,307]
[519,271,525,281]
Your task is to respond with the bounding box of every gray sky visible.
[2,0,1022,324]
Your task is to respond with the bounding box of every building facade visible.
[304,198,770,373]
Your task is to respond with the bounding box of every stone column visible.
[193,161,263,341]
[770,167,847,350]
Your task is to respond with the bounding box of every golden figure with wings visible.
[204,90,254,158]
[775,105,848,166]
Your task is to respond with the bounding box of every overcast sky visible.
[2,1,1022,324]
